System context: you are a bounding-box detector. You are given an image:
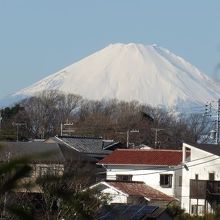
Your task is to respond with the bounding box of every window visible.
[179,176,182,187]
[39,166,48,177]
[17,165,33,178]
[209,173,215,181]
[38,165,63,177]
[184,147,191,162]
[116,175,132,181]
[191,205,204,215]
[160,174,172,187]
[23,170,33,178]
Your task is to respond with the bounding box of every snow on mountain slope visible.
[5,43,220,110]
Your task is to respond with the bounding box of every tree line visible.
[0,91,211,148]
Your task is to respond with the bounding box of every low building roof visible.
[0,141,65,163]
[50,136,120,155]
[186,143,220,156]
[98,149,183,166]
[103,181,175,202]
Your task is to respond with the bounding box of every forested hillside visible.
[0,91,210,148]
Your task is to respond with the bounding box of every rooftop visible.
[104,181,175,202]
[51,136,120,155]
[0,141,65,163]
[186,142,220,156]
[98,149,183,166]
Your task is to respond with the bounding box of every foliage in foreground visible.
[0,145,107,220]
[167,203,220,220]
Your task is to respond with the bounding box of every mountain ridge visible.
[2,43,220,111]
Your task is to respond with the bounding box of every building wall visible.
[17,163,64,193]
[100,187,147,205]
[106,165,181,198]
[182,143,220,214]
[102,187,128,204]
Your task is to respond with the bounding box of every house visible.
[0,140,110,218]
[95,204,172,220]
[0,141,65,177]
[96,144,220,215]
[97,149,183,200]
[0,139,106,185]
[46,135,122,161]
[46,135,123,181]
[181,142,220,215]
[0,136,122,186]
[91,180,175,207]
[0,141,66,194]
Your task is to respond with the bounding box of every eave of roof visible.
[93,181,175,202]
[97,163,172,168]
[185,142,220,156]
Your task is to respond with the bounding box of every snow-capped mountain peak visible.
[3,43,220,110]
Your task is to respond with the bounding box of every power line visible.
[104,154,220,177]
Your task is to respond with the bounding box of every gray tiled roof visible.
[188,143,220,156]
[0,141,65,163]
[54,136,118,154]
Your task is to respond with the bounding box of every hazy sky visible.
[0,0,220,98]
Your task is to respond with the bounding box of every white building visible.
[98,145,220,215]
[91,180,175,206]
[97,149,183,202]
[181,143,220,215]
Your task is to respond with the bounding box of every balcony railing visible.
[207,181,220,196]
[190,180,220,200]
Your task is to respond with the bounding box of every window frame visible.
[191,205,204,215]
[116,174,132,181]
[209,172,215,181]
[160,174,172,188]
[178,176,182,187]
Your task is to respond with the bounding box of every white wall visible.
[182,143,220,214]
[106,165,181,198]
[101,187,128,204]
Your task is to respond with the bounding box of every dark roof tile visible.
[0,142,65,163]
[54,136,119,154]
[186,143,220,156]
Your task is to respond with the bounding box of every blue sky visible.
[0,0,220,97]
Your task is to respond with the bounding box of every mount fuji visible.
[2,43,220,111]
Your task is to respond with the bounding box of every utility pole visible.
[60,123,63,136]
[12,122,26,142]
[2,152,10,218]
[216,99,220,144]
[151,128,164,148]
[60,120,74,136]
[126,129,140,148]
[126,129,139,148]
[204,99,220,144]
[126,130,129,148]
[0,110,2,132]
